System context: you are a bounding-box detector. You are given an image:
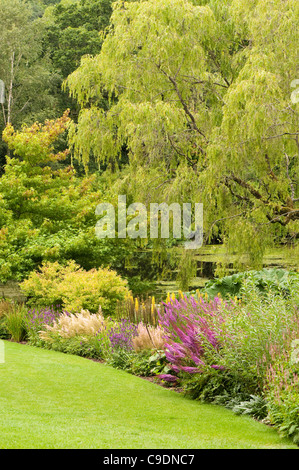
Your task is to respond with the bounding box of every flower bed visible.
[1,270,298,445]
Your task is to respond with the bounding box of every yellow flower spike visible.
[172,293,176,301]
[134,298,139,311]
[178,289,183,299]
[166,292,171,303]
[217,292,221,298]
[205,292,208,300]
[234,296,238,303]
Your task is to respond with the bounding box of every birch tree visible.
[0,0,59,168]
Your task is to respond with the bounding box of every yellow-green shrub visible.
[20,261,130,316]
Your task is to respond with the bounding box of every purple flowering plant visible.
[157,295,232,382]
[95,317,138,360]
[24,306,63,343]
[107,318,138,352]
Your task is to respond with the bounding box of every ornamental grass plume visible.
[39,308,105,341]
[132,322,165,352]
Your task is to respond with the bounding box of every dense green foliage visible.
[65,0,298,266]
[44,0,112,79]
[201,268,299,299]
[0,112,149,286]
[1,0,298,450]
[0,0,297,286]
[0,0,114,171]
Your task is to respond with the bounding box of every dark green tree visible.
[45,0,113,79]
[41,0,114,172]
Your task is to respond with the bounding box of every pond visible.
[154,244,298,297]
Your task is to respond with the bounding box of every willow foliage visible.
[65,0,298,270]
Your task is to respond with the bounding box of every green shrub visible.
[181,368,254,403]
[126,276,156,297]
[267,399,299,446]
[42,334,104,359]
[128,350,171,377]
[212,283,299,393]
[20,260,130,316]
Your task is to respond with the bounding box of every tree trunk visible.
[7,51,15,125]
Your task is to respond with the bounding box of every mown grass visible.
[0,341,297,449]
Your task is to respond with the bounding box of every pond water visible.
[155,244,298,296]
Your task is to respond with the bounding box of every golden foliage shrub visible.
[20,261,130,315]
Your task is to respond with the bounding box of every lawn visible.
[0,341,297,449]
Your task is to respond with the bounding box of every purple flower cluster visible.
[159,374,179,383]
[158,296,228,380]
[25,306,62,334]
[108,318,138,352]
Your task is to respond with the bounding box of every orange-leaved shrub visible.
[20,261,130,316]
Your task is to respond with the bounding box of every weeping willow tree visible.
[64,0,298,277]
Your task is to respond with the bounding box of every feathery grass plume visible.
[40,308,105,341]
[132,322,165,352]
